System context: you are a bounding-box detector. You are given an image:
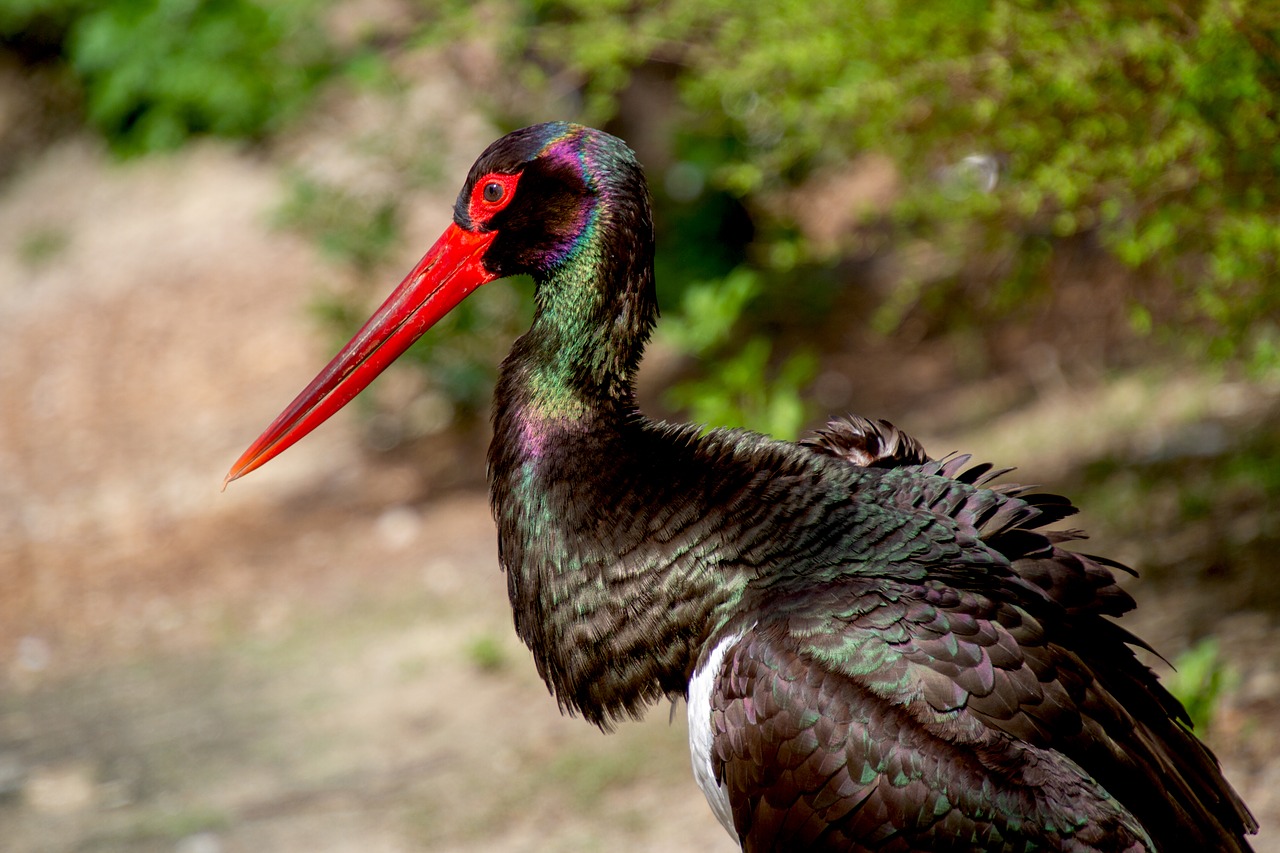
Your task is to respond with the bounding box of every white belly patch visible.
[687,631,742,842]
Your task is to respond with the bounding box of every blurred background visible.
[0,1,1277,850]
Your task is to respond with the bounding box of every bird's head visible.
[460,122,647,280]
[224,122,651,485]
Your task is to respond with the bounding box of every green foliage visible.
[661,267,761,354]
[0,0,80,38]
[276,175,401,273]
[1166,637,1238,735]
[528,0,1280,370]
[662,268,817,439]
[465,633,508,673]
[667,338,817,440]
[2,0,334,154]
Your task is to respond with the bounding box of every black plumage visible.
[705,417,1251,851]
[227,123,1257,852]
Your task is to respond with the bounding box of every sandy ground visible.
[1,64,1277,853]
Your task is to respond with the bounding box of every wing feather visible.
[695,414,1262,851]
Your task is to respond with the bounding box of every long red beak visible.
[224,222,499,486]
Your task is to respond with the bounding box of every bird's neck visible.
[501,201,658,420]
[486,247,761,726]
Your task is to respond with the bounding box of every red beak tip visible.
[221,457,254,491]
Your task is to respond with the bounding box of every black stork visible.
[227,122,1257,852]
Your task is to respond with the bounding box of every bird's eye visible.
[469,172,519,221]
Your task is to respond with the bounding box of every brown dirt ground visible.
[1,58,1277,853]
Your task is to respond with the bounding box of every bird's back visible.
[692,416,1256,851]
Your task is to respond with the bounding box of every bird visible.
[226,122,1257,852]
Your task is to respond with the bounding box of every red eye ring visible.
[468,172,521,224]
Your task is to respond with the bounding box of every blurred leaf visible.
[661,267,761,355]
[4,0,336,154]
[667,337,817,440]
[1166,637,1239,735]
[466,633,507,673]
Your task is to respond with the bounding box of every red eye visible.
[469,172,521,224]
